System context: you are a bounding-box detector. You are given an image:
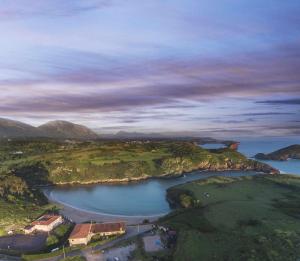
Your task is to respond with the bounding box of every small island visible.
[255,144,300,161]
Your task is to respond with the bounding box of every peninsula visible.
[255,144,300,161]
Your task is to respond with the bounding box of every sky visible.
[0,0,300,138]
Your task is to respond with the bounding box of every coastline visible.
[40,162,279,188]
[48,196,165,225]
[43,168,278,225]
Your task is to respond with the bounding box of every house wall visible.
[96,230,125,237]
[69,233,92,246]
[24,227,35,234]
[33,216,64,232]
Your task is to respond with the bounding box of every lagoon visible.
[46,170,257,217]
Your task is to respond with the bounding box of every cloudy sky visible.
[0,0,300,137]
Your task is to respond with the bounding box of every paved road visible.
[40,224,152,261]
[0,233,47,253]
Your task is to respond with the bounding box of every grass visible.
[0,199,55,233]
[22,245,82,261]
[159,174,300,261]
[0,140,254,185]
[46,223,74,250]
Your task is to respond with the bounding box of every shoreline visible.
[49,198,165,225]
[44,169,275,225]
[38,163,279,189]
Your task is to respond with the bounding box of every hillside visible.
[255,144,300,161]
[38,120,99,140]
[0,118,98,140]
[0,140,278,186]
[0,118,42,138]
[160,175,300,261]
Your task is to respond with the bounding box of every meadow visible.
[161,175,300,261]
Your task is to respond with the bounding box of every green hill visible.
[255,144,300,161]
[161,175,300,261]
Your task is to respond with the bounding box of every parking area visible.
[0,233,47,253]
[143,235,163,252]
[84,244,136,261]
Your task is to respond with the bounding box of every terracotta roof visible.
[31,215,61,226]
[92,222,125,234]
[69,224,92,239]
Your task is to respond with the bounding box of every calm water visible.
[238,137,300,175]
[47,170,257,216]
[47,137,299,216]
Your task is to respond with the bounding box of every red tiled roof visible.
[92,222,125,234]
[31,215,61,226]
[69,224,92,239]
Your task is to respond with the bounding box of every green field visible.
[161,175,300,261]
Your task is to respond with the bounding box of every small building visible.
[68,224,93,246]
[24,214,63,234]
[92,222,126,237]
[68,222,126,246]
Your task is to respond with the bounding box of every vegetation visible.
[159,174,300,261]
[255,144,300,161]
[0,139,275,185]
[61,257,86,261]
[22,245,82,261]
[46,223,73,250]
[0,139,275,232]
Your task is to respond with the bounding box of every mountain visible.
[38,120,99,140]
[0,118,98,140]
[0,118,42,138]
[255,144,300,161]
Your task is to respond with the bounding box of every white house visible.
[24,214,63,234]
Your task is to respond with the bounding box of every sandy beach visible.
[57,202,163,225]
[44,188,166,225]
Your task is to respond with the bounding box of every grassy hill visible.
[255,144,300,161]
[0,140,277,185]
[160,175,300,261]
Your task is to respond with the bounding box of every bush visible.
[46,235,59,247]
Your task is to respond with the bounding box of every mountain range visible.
[0,118,99,140]
[0,118,232,144]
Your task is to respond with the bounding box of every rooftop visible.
[92,222,125,234]
[69,222,126,240]
[69,224,92,239]
[31,215,61,226]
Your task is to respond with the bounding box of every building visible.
[68,222,126,246]
[68,223,93,246]
[92,222,125,236]
[24,214,63,234]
